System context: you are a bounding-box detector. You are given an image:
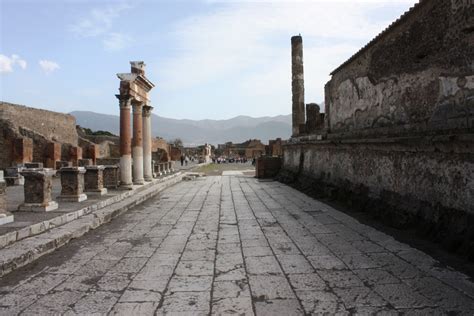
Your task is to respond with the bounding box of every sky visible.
[0,0,418,120]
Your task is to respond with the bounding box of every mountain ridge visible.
[70,111,292,146]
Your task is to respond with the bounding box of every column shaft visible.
[132,102,144,184]
[142,105,153,181]
[118,96,133,189]
[291,35,305,137]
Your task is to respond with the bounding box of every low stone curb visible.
[0,172,183,277]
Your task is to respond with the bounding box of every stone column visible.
[84,165,107,196]
[132,102,144,185]
[0,171,14,225]
[142,105,153,181]
[18,168,58,212]
[57,167,87,202]
[117,95,133,189]
[291,35,305,137]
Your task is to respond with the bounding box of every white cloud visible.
[156,0,417,113]
[70,2,131,37]
[39,60,60,74]
[70,2,132,51]
[0,54,27,73]
[103,32,132,51]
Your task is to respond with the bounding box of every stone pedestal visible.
[18,168,58,212]
[84,166,107,196]
[56,161,72,170]
[57,167,87,202]
[103,165,120,189]
[5,166,25,186]
[0,171,14,225]
[78,159,93,167]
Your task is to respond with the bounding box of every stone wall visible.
[280,135,474,258]
[325,0,474,139]
[281,0,474,260]
[0,102,78,145]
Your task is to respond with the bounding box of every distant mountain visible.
[70,111,292,146]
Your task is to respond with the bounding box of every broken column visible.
[57,167,87,202]
[0,171,14,225]
[142,105,153,181]
[18,168,58,212]
[117,95,133,189]
[291,35,305,137]
[132,102,145,185]
[84,165,107,196]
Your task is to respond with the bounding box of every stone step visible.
[0,172,184,277]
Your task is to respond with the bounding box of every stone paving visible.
[0,175,473,315]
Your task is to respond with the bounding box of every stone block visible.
[18,168,58,212]
[57,167,87,202]
[25,162,43,169]
[46,142,61,168]
[5,166,25,186]
[256,156,282,178]
[103,165,120,189]
[78,159,93,167]
[13,137,33,165]
[0,175,14,225]
[85,165,107,196]
[55,161,72,170]
[70,146,83,167]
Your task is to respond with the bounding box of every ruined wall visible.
[325,0,474,138]
[0,102,78,145]
[281,136,474,258]
[282,0,474,259]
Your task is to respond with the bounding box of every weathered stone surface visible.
[18,168,58,212]
[57,167,87,202]
[1,175,473,314]
[84,165,107,196]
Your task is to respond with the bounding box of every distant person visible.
[180,155,184,166]
[185,156,189,166]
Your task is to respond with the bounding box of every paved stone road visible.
[1,176,473,315]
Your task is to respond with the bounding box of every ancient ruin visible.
[281,0,474,258]
[116,61,155,188]
[18,168,58,212]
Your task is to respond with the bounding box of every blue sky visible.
[1,0,417,120]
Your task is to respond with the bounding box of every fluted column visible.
[132,102,144,185]
[117,95,133,189]
[142,105,153,181]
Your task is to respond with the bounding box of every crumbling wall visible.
[0,102,78,145]
[280,137,474,258]
[325,0,474,138]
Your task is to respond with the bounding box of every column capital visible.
[142,105,154,117]
[116,94,131,108]
[132,101,144,112]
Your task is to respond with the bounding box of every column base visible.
[57,194,87,203]
[18,201,59,212]
[85,188,108,196]
[0,213,14,225]
[144,176,153,182]
[119,183,133,190]
[133,179,145,185]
